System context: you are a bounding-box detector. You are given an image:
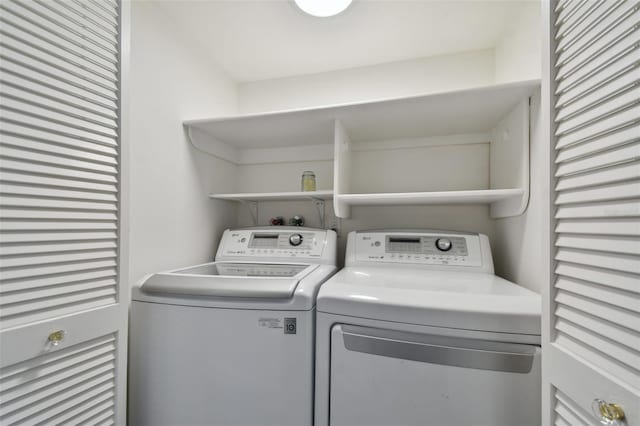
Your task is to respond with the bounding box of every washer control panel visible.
[219,229,325,259]
[355,231,482,267]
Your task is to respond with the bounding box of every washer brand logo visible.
[284,318,297,334]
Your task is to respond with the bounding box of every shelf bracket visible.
[311,198,325,228]
[239,201,258,225]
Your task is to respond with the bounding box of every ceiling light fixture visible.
[294,0,353,17]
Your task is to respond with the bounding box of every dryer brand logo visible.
[284,318,297,334]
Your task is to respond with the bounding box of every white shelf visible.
[184,79,540,164]
[209,190,333,202]
[189,80,539,219]
[337,189,525,206]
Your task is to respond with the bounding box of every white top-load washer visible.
[315,230,541,426]
[129,227,336,426]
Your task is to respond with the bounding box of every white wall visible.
[238,49,495,113]
[129,2,238,285]
[495,2,542,83]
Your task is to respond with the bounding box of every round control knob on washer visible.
[435,238,452,252]
[289,234,303,246]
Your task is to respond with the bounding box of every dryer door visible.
[329,324,541,426]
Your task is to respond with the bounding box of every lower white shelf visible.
[337,189,525,206]
[209,190,334,202]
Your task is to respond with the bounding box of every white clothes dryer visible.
[315,230,541,426]
[129,227,337,426]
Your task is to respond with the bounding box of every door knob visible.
[592,399,626,425]
[47,330,65,347]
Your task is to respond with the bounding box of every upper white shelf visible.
[210,190,333,202]
[184,79,541,163]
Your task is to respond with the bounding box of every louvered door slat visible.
[555,180,640,205]
[1,360,115,415]
[556,261,639,292]
[556,104,640,148]
[1,53,117,105]
[69,0,118,28]
[1,71,117,118]
[0,159,116,183]
[556,247,639,273]
[0,240,117,256]
[0,173,117,195]
[1,278,117,306]
[555,33,639,99]
[556,160,640,191]
[0,290,117,330]
[556,286,640,327]
[0,268,116,293]
[51,396,114,426]
[40,0,118,39]
[556,217,640,235]
[555,0,589,26]
[555,198,639,218]
[0,334,117,425]
[2,94,118,136]
[555,4,638,79]
[1,257,116,280]
[554,0,603,38]
[555,83,640,135]
[556,305,639,349]
[0,249,118,269]
[0,19,117,84]
[554,389,593,425]
[2,108,118,144]
[0,196,117,212]
[1,135,118,165]
[0,208,117,221]
[0,33,117,93]
[556,123,639,163]
[556,233,640,254]
[551,3,640,416]
[0,145,117,174]
[32,0,118,50]
[0,15,116,77]
[1,184,118,203]
[1,1,117,58]
[556,0,630,55]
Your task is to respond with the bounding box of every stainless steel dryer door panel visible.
[329,324,541,426]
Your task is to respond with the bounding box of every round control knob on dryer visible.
[435,238,452,252]
[289,234,303,246]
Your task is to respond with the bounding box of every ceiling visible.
[152,0,537,82]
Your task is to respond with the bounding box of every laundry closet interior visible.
[5,0,638,424]
[130,1,544,288]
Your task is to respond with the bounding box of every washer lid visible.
[141,262,316,299]
[317,266,541,336]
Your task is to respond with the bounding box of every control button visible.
[289,234,303,246]
[240,237,246,243]
[374,241,381,247]
[435,238,452,252]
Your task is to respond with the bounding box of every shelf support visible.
[311,198,325,228]
[239,201,258,225]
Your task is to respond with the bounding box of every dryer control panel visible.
[216,227,336,263]
[353,231,484,267]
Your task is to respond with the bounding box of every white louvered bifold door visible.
[545,0,640,425]
[0,0,128,424]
